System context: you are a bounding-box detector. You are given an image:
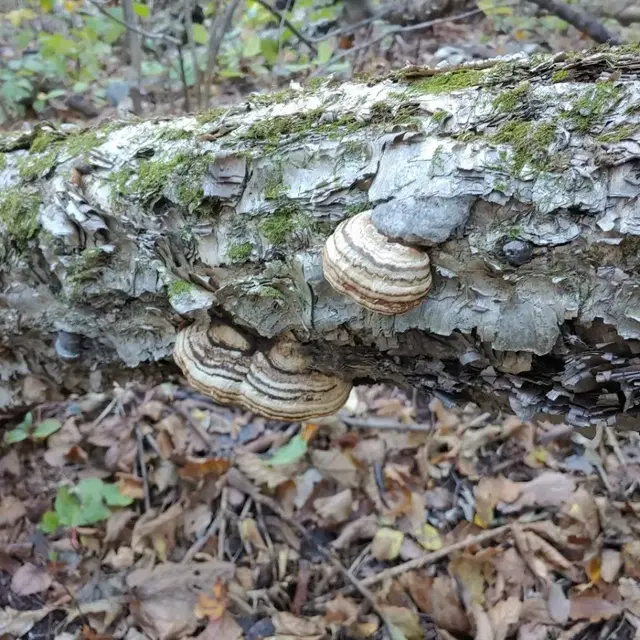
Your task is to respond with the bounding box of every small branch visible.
[218,488,228,560]
[310,7,392,43]
[359,523,516,587]
[527,0,620,44]
[185,0,203,110]
[310,7,485,77]
[182,510,223,563]
[339,414,432,432]
[204,0,243,106]
[122,0,144,115]
[252,0,318,57]
[84,0,181,45]
[135,425,151,511]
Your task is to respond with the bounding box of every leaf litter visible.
[2,382,640,639]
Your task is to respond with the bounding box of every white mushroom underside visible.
[323,211,432,314]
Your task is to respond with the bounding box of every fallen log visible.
[2,46,640,427]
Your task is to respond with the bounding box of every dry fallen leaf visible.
[619,577,640,616]
[623,540,640,578]
[272,611,325,637]
[324,595,359,627]
[313,489,353,524]
[127,561,235,640]
[547,582,570,624]
[177,457,232,480]
[470,603,494,640]
[489,596,522,640]
[372,528,404,561]
[311,449,359,488]
[378,605,423,640]
[475,476,521,524]
[403,573,470,635]
[103,546,134,570]
[236,451,289,489]
[569,595,621,622]
[509,472,575,511]
[11,562,52,596]
[116,473,145,500]
[0,606,52,637]
[332,515,378,550]
[195,579,229,621]
[195,612,242,640]
[0,495,26,528]
[601,549,622,583]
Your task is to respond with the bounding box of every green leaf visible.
[243,36,261,58]
[478,0,513,15]
[4,427,29,444]
[77,495,111,525]
[33,418,62,439]
[54,486,81,527]
[75,477,105,504]
[133,2,150,18]
[260,37,279,65]
[22,412,34,428]
[267,434,308,466]
[102,483,134,507]
[316,40,333,65]
[39,510,59,533]
[193,23,208,45]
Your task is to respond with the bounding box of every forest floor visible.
[2,383,640,640]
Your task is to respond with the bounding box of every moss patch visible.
[0,188,40,245]
[597,124,638,143]
[0,153,6,171]
[345,201,370,216]
[551,70,570,83]
[409,69,484,95]
[67,248,111,285]
[128,151,210,210]
[493,82,530,113]
[168,279,196,297]
[64,130,102,157]
[432,109,450,124]
[491,120,557,175]
[564,83,623,133]
[18,149,58,180]
[196,107,226,124]
[227,242,254,262]
[259,205,300,245]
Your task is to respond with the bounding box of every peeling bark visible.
[3,46,640,426]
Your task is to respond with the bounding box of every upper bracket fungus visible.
[322,210,433,315]
[173,321,352,421]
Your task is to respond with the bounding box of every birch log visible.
[2,46,640,427]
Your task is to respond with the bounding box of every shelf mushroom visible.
[173,320,254,405]
[174,321,352,421]
[240,338,352,421]
[322,210,433,315]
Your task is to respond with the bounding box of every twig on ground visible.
[136,426,151,512]
[359,523,516,587]
[252,0,317,56]
[339,414,433,432]
[348,542,372,576]
[526,0,620,45]
[174,406,215,452]
[291,559,311,615]
[91,396,118,429]
[605,425,628,466]
[182,511,223,563]
[218,488,228,561]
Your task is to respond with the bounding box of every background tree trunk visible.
[2,47,640,427]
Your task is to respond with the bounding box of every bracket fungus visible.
[173,320,254,405]
[173,321,352,421]
[322,210,433,315]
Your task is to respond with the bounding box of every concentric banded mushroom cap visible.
[240,340,352,421]
[173,320,253,405]
[322,210,433,315]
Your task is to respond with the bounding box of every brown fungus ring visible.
[322,210,433,315]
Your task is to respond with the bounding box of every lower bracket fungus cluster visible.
[173,319,352,420]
